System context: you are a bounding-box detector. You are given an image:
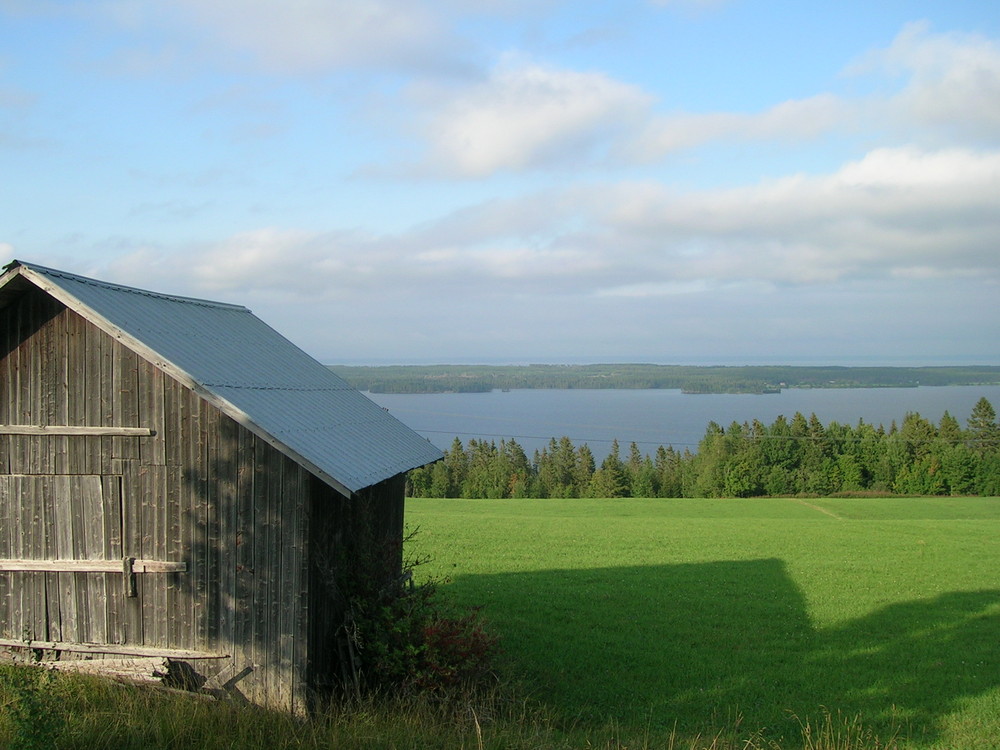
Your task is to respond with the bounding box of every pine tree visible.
[968,397,999,455]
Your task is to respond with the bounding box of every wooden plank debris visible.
[41,656,170,685]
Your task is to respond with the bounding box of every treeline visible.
[332,363,1000,395]
[406,397,1000,499]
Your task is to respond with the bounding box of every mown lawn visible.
[407,496,1000,749]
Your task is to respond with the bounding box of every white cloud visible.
[30,0,466,74]
[413,58,653,176]
[874,21,1000,144]
[625,93,850,160]
[597,146,1000,289]
[172,0,459,73]
[623,23,1000,162]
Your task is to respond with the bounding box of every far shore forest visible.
[405,396,1000,500]
[330,363,1000,394]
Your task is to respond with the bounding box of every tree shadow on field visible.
[446,561,1000,745]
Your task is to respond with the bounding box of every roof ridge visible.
[9,259,250,312]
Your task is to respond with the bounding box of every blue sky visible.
[2,0,999,365]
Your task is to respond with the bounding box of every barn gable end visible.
[0,261,442,711]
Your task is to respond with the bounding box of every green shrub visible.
[0,663,64,750]
[332,529,500,697]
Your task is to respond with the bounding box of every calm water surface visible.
[368,386,1000,460]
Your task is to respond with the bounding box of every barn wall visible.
[0,287,317,712]
[306,473,406,693]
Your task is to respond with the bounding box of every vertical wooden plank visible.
[50,476,78,643]
[107,336,120,468]
[234,425,256,702]
[121,461,144,646]
[174,388,196,651]
[273,454,291,710]
[148,463,171,648]
[8,475,23,639]
[65,310,84,472]
[215,415,239,658]
[0,294,14,475]
[0,296,10,474]
[29,476,48,641]
[70,476,89,643]
[42,476,63,643]
[188,393,208,651]
[38,304,56,475]
[161,378,183,650]
[25,296,42,474]
[140,363,167,466]
[84,318,103,476]
[116,344,140,462]
[53,309,70,475]
[289,459,312,711]
[139,461,156,646]
[204,401,221,650]
[252,435,273,705]
[9,295,22,435]
[103,474,124,644]
[102,322,116,471]
[134,358,163,646]
[258,443,280,706]
[9,475,25,639]
[0,365,9,473]
[80,476,108,643]
[286,463,309,713]
[0,477,10,638]
[15,296,33,475]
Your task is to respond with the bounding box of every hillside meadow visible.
[2,495,997,749]
[407,496,1000,749]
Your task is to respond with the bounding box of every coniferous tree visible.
[968,397,999,455]
[692,421,727,497]
[574,444,596,496]
[444,437,469,497]
[502,439,532,498]
[590,439,629,498]
[655,445,684,498]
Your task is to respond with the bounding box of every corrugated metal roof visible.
[1,260,442,495]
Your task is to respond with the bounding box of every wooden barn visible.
[0,260,442,712]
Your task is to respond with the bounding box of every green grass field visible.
[407,496,1000,749]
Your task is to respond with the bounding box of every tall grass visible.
[1,663,905,749]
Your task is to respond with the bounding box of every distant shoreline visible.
[329,363,1000,395]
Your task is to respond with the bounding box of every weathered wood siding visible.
[0,287,329,712]
[306,473,406,693]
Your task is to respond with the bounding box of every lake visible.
[367,385,1000,461]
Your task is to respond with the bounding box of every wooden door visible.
[0,474,124,644]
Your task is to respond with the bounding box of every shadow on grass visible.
[445,560,1000,745]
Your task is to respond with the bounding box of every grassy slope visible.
[407,497,1000,749]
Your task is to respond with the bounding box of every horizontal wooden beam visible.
[41,657,170,685]
[0,638,228,660]
[0,559,186,573]
[0,425,155,436]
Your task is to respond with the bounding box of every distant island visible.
[327,364,1000,395]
